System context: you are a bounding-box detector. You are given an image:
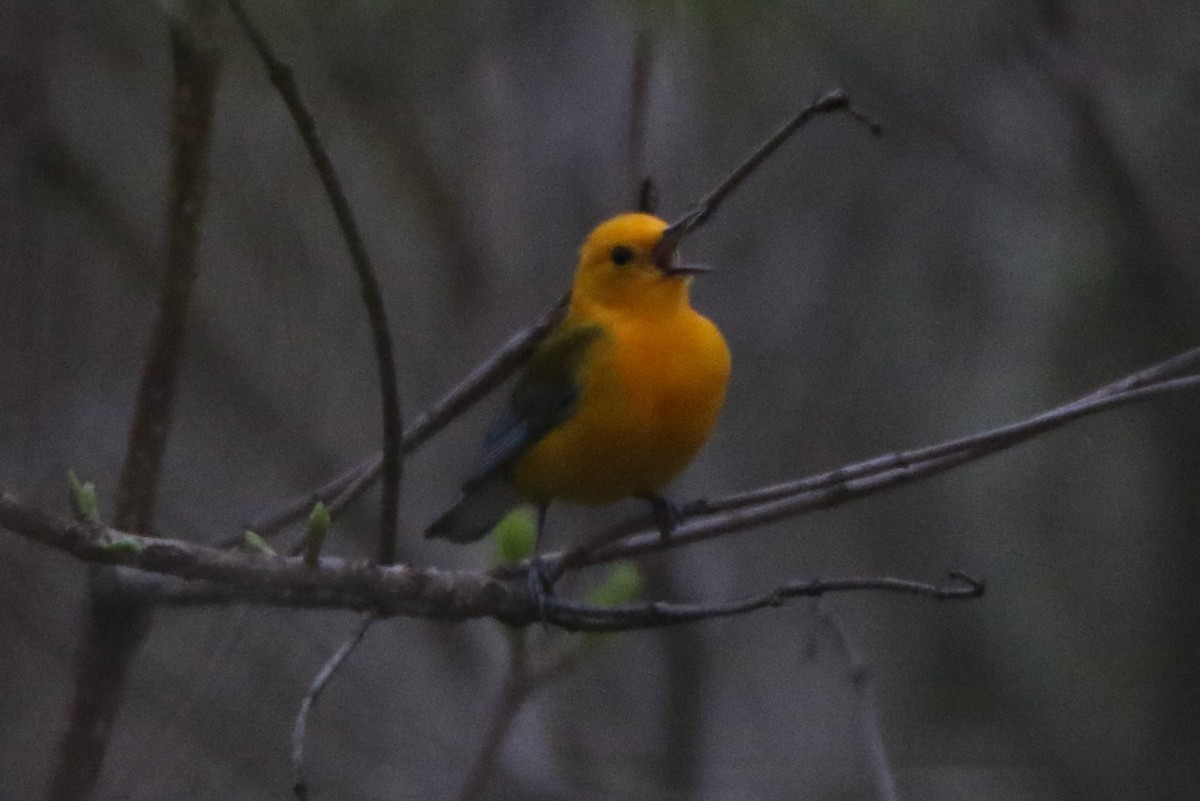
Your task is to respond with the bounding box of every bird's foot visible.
[526,556,557,623]
[642,493,683,542]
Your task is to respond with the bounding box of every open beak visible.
[664,261,713,276]
[653,215,713,277]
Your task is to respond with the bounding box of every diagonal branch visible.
[243,292,570,539]
[662,90,881,239]
[225,0,403,564]
[531,349,1200,577]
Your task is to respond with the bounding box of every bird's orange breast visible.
[510,306,730,505]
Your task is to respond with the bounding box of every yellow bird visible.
[426,212,730,554]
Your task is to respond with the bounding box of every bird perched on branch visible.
[426,212,730,573]
[426,92,879,600]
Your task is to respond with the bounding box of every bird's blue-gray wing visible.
[426,323,605,542]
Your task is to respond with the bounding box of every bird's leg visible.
[640,492,683,542]
[526,503,555,620]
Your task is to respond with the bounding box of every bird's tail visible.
[425,475,520,543]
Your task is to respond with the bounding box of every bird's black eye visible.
[610,245,635,266]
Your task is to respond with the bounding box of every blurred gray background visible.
[2,1,1199,799]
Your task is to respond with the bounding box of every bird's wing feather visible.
[463,322,605,490]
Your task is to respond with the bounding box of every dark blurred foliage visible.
[2,0,1199,799]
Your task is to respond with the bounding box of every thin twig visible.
[112,29,221,535]
[706,352,1200,517]
[236,463,371,545]
[225,0,403,564]
[0,492,978,629]
[243,292,570,539]
[453,618,613,801]
[292,613,375,800]
[659,90,881,243]
[49,22,222,801]
[625,29,653,205]
[543,358,1200,576]
[539,572,982,632]
[1076,344,1200,401]
[808,610,899,801]
[700,346,1200,515]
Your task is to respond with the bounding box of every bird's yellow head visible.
[570,213,706,318]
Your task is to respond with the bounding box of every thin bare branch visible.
[807,610,899,801]
[1077,344,1200,401]
[542,357,1200,576]
[625,30,653,204]
[0,490,534,622]
[292,613,375,800]
[112,28,221,535]
[454,612,630,801]
[538,572,982,632]
[49,22,222,801]
[661,90,881,242]
[225,0,403,564]
[245,292,570,538]
[235,463,371,546]
[0,492,977,630]
[705,361,1200,516]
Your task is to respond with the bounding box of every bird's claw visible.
[526,556,556,623]
[643,494,683,542]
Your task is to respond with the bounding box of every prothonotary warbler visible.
[426,212,730,558]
